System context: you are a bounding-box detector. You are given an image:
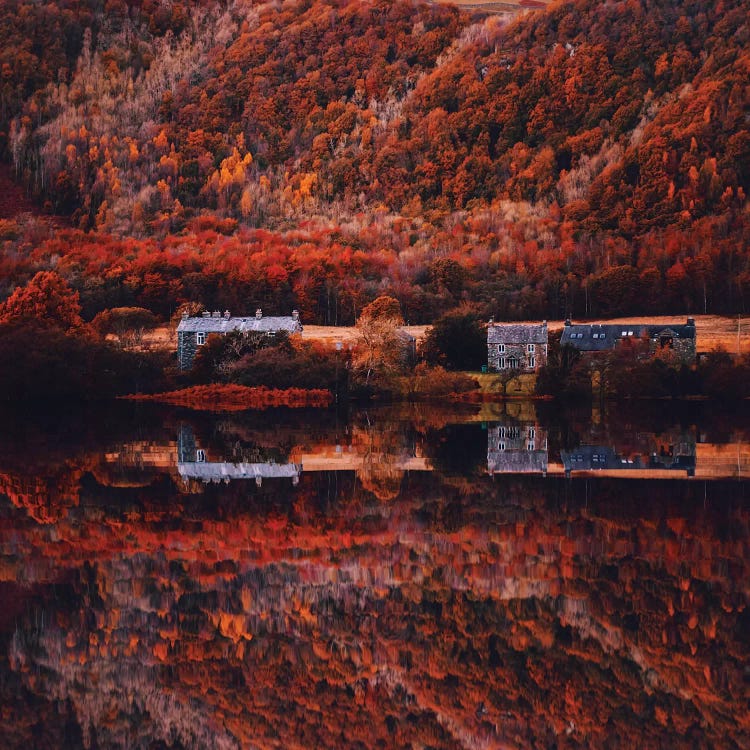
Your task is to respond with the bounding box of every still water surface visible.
[0,401,748,749]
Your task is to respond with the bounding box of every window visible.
[196,449,206,462]
[508,357,519,369]
[498,357,505,369]
[529,356,536,368]
[498,344,505,353]
[196,332,206,345]
[527,344,535,353]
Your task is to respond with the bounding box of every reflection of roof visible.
[561,321,695,351]
[488,450,548,474]
[177,316,302,334]
[561,446,695,473]
[178,462,302,480]
[487,323,548,344]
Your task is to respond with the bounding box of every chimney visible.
[201,311,211,318]
[224,310,231,319]
[255,309,262,319]
[565,318,571,326]
[292,309,299,321]
[212,310,220,318]
[687,317,695,326]
[489,316,494,324]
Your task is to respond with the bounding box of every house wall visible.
[647,337,696,363]
[178,331,198,370]
[488,343,547,372]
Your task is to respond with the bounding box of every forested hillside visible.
[1,0,749,323]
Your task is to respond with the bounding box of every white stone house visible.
[487,322,548,372]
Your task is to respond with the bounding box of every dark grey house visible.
[561,444,695,477]
[560,318,696,362]
[487,322,548,372]
[177,309,303,369]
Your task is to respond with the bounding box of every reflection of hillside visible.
[1,476,748,749]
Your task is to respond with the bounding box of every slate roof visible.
[178,315,302,334]
[487,322,548,344]
[178,461,302,480]
[560,320,695,351]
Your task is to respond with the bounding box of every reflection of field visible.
[695,443,750,479]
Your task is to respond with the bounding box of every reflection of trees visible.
[352,417,410,501]
[2,477,749,749]
[423,423,487,478]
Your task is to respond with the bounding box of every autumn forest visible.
[0,0,747,331]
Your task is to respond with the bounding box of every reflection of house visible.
[177,425,301,485]
[487,423,548,474]
[561,444,695,477]
[487,323,548,372]
[560,318,696,362]
[177,309,303,369]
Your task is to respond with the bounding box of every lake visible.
[0,400,748,749]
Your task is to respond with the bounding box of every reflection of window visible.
[527,441,535,451]
[529,427,536,438]
[498,427,506,438]
[196,449,206,462]
[196,332,206,345]
[498,441,505,451]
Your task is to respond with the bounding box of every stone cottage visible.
[487,322,548,372]
[177,309,303,369]
[560,318,696,362]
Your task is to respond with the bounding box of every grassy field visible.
[548,315,750,355]
[304,316,750,355]
[143,315,750,355]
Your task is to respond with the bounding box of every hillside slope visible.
[0,0,748,321]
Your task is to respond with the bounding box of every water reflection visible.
[177,424,302,485]
[0,402,748,749]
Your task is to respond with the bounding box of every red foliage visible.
[0,270,83,329]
